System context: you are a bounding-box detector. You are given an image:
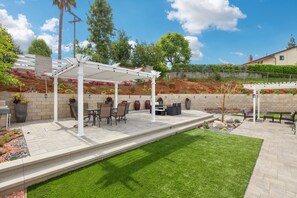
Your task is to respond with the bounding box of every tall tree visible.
[110,30,131,66]
[87,0,114,64]
[131,41,163,67]
[157,32,191,66]
[0,25,20,85]
[28,39,52,57]
[53,0,77,60]
[287,34,296,49]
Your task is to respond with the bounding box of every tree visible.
[0,25,20,85]
[110,30,131,66]
[157,32,191,66]
[28,39,52,57]
[131,42,163,67]
[87,0,114,64]
[53,0,77,60]
[287,34,296,49]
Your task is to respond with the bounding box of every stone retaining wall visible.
[0,92,297,123]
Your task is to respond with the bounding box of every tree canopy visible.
[28,38,52,57]
[157,32,191,66]
[87,0,114,64]
[287,34,296,49]
[0,25,20,85]
[131,42,163,67]
[110,30,132,66]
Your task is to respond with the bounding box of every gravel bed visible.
[4,136,30,161]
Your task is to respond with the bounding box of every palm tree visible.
[53,0,77,60]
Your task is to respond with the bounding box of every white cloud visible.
[0,9,35,51]
[41,18,59,32]
[16,0,25,5]
[37,33,59,53]
[184,36,203,60]
[128,40,137,48]
[167,0,246,34]
[230,51,244,57]
[219,58,229,64]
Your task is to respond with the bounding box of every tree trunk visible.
[221,93,226,122]
[58,7,64,60]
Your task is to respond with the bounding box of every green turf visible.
[27,129,263,198]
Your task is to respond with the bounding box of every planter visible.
[134,100,140,110]
[185,98,191,110]
[15,103,28,123]
[145,100,150,109]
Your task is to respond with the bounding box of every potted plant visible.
[105,96,113,106]
[12,93,28,123]
[69,96,76,118]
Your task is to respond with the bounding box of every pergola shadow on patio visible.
[48,55,160,136]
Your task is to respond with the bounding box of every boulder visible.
[213,120,227,129]
[225,117,234,123]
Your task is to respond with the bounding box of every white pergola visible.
[49,55,160,136]
[243,81,297,123]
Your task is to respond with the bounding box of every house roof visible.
[244,46,297,65]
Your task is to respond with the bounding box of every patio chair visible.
[70,102,89,128]
[97,104,112,127]
[97,102,105,108]
[167,104,178,116]
[242,107,256,120]
[112,103,127,125]
[121,101,130,114]
[280,111,296,124]
[84,103,91,122]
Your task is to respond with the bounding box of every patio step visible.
[0,114,215,195]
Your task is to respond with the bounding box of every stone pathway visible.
[232,120,297,198]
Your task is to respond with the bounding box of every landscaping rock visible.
[225,118,234,123]
[213,121,227,129]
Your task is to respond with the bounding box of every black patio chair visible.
[280,111,296,124]
[70,102,90,128]
[242,107,256,120]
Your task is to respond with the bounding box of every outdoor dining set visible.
[70,101,130,127]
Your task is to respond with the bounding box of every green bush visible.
[130,86,136,92]
[65,89,73,93]
[288,89,297,95]
[247,64,297,75]
[2,135,10,143]
[273,90,280,94]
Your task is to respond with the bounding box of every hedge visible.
[247,64,297,74]
[171,64,242,73]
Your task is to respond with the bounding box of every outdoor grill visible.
[0,100,11,131]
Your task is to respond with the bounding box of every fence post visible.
[266,72,269,82]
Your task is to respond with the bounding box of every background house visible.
[245,46,297,65]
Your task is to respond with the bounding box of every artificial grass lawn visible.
[28,129,263,198]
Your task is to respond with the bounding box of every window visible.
[279,55,285,60]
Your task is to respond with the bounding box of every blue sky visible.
[0,0,297,64]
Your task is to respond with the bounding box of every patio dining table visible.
[86,108,100,126]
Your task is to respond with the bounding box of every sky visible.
[0,0,297,64]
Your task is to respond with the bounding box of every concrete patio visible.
[232,120,297,198]
[13,110,212,156]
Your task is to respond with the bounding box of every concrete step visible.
[0,114,215,195]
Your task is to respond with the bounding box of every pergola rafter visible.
[243,81,297,123]
[46,55,160,136]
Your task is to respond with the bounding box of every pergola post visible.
[53,76,58,123]
[151,77,156,122]
[257,90,261,120]
[253,89,256,123]
[77,63,84,136]
[114,82,118,108]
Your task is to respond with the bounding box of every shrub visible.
[273,90,280,94]
[110,89,115,93]
[58,83,65,91]
[203,121,209,129]
[101,91,107,95]
[90,87,96,91]
[130,86,136,92]
[241,89,250,95]
[212,71,221,81]
[234,119,241,123]
[247,64,297,75]
[0,147,6,155]
[0,139,4,147]
[163,75,171,86]
[65,89,74,93]
[288,89,297,95]
[2,135,10,143]
[12,93,28,104]
[100,85,106,90]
